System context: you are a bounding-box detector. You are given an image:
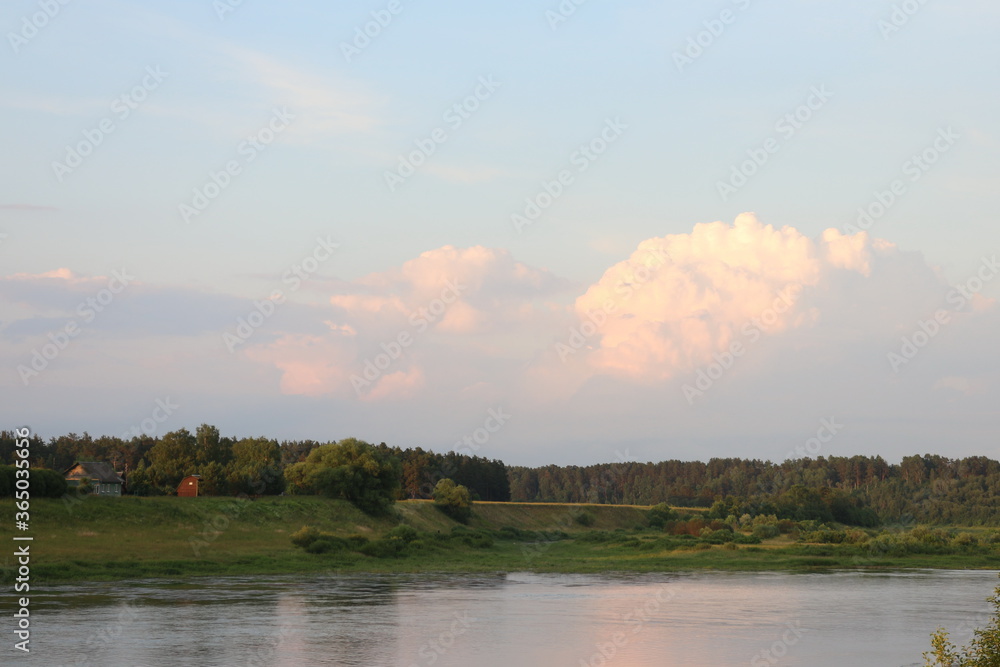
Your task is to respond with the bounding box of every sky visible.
[1,0,998,467]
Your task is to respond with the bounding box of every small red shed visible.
[177,475,201,497]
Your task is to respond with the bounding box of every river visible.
[11,569,998,666]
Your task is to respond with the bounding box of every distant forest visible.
[3,427,1000,525]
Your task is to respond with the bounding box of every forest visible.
[3,427,1000,525]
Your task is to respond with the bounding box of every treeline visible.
[5,427,1000,525]
[508,455,1000,525]
[0,427,510,502]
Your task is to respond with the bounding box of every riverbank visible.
[5,496,999,582]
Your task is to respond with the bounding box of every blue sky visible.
[2,0,998,466]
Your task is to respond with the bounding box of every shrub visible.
[575,511,596,527]
[449,527,494,548]
[753,525,781,539]
[360,538,407,558]
[433,479,473,523]
[306,538,347,554]
[290,526,323,549]
[647,503,679,528]
[497,526,537,541]
[385,525,420,543]
[777,519,798,534]
[576,531,615,543]
[345,534,370,549]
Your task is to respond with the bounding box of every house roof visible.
[65,461,124,484]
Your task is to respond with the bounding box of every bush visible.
[925,577,1000,665]
[753,525,781,539]
[290,526,323,549]
[574,511,596,527]
[576,530,615,543]
[497,526,537,541]
[433,479,473,523]
[345,534,370,549]
[647,503,679,528]
[360,538,407,558]
[385,525,420,543]
[306,538,347,554]
[449,526,494,548]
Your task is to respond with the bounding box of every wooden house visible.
[177,475,201,497]
[64,462,124,496]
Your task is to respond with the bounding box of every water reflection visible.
[11,570,999,666]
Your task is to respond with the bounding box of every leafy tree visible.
[195,424,230,466]
[146,429,198,491]
[925,577,1000,665]
[228,437,284,495]
[284,438,401,514]
[433,478,473,523]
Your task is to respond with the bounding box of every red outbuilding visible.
[177,475,201,497]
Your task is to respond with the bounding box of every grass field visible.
[3,496,997,583]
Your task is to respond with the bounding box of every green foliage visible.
[446,526,494,548]
[285,438,401,515]
[0,466,62,497]
[574,511,596,527]
[0,466,13,497]
[290,526,323,549]
[647,503,679,528]
[360,537,408,558]
[753,525,781,539]
[385,525,420,543]
[432,478,473,523]
[305,538,348,554]
[925,578,1000,666]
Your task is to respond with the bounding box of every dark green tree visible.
[284,438,401,514]
[433,478,473,523]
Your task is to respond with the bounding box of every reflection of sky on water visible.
[9,570,998,666]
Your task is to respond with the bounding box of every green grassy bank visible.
[2,496,998,583]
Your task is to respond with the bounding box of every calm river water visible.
[9,569,998,666]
